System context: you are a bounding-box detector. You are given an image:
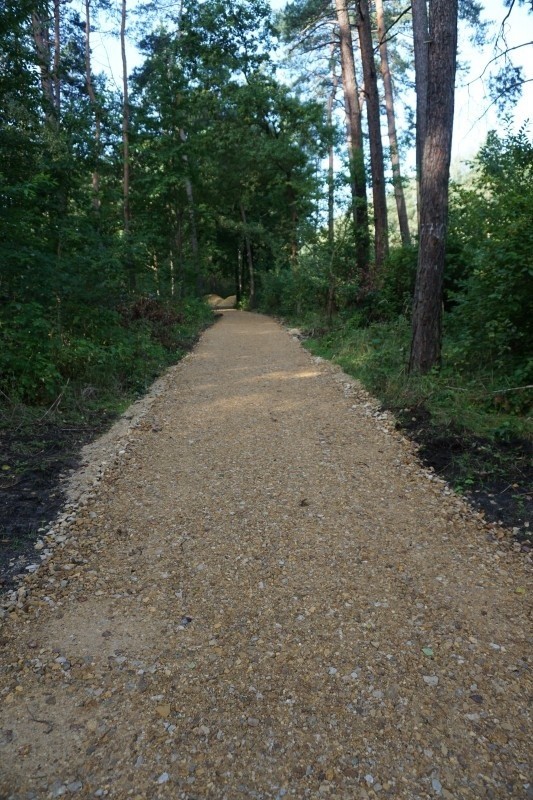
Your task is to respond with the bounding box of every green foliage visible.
[378,244,418,317]
[0,296,212,405]
[1,0,323,415]
[447,129,533,386]
[303,314,531,441]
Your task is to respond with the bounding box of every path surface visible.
[0,311,530,800]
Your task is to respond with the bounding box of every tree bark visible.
[356,0,389,279]
[121,0,135,290]
[327,43,338,246]
[327,43,339,320]
[375,0,411,246]
[178,129,201,292]
[32,11,55,123]
[240,204,255,309]
[412,0,429,228]
[409,0,458,374]
[84,0,101,210]
[53,0,61,116]
[120,0,130,227]
[333,0,369,279]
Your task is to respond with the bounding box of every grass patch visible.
[297,313,532,541]
[302,315,532,441]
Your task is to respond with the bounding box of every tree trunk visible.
[120,0,137,292]
[333,0,369,278]
[327,44,339,319]
[178,128,201,292]
[412,0,429,229]
[240,204,255,309]
[327,43,338,246]
[32,11,55,123]
[356,0,389,279]
[53,0,61,116]
[84,0,101,210]
[120,0,134,289]
[236,247,243,306]
[286,176,299,266]
[375,0,411,246]
[409,0,458,374]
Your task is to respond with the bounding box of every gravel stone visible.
[0,311,531,799]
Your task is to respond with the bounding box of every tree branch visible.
[467,41,533,85]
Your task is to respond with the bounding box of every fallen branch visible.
[492,384,533,394]
[37,380,70,424]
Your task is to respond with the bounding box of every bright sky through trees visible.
[91,0,531,169]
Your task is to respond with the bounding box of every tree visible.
[375,0,411,246]
[334,0,370,278]
[121,0,134,288]
[409,0,459,374]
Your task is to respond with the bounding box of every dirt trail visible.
[0,311,530,800]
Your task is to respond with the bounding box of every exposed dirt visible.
[0,414,116,591]
[394,408,532,546]
[0,311,531,800]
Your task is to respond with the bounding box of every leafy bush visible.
[447,128,533,375]
[0,294,212,406]
[377,244,418,318]
[0,302,62,401]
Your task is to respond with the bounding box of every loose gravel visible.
[0,311,531,800]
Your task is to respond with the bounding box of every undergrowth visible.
[288,312,532,541]
[298,313,532,442]
[0,296,213,424]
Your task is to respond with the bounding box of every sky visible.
[90,0,532,171]
[451,0,533,165]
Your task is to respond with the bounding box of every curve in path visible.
[0,311,530,799]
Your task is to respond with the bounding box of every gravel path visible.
[1,311,531,800]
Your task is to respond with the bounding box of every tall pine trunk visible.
[327,44,339,320]
[409,0,458,374]
[53,0,60,116]
[120,0,134,289]
[375,0,411,246]
[333,0,369,280]
[356,0,389,280]
[412,0,429,228]
[84,0,101,211]
[327,44,338,246]
[32,11,55,124]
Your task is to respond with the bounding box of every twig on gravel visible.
[27,706,54,734]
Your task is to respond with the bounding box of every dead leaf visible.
[156,703,171,718]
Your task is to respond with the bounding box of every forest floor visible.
[0,311,531,799]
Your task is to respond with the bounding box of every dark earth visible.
[0,411,114,591]
[1,402,531,592]
[395,406,532,542]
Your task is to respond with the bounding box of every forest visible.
[0,0,532,565]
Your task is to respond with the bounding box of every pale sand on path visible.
[0,311,531,800]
